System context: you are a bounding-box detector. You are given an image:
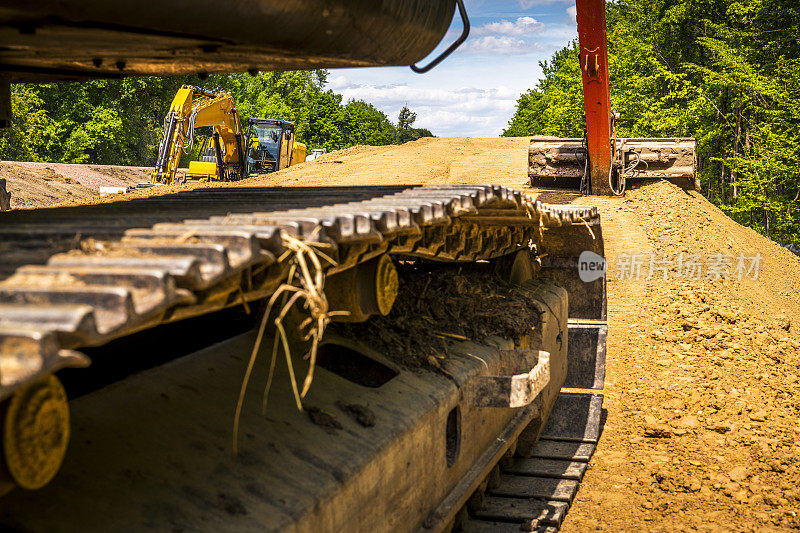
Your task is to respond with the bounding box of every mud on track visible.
[11,137,800,530]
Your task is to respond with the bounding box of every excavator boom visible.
[0,0,456,83]
[152,86,245,185]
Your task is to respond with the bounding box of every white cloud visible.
[461,35,542,55]
[320,1,583,137]
[518,0,573,6]
[473,16,545,36]
[331,82,522,137]
[538,23,578,40]
[566,5,577,22]
[327,75,350,91]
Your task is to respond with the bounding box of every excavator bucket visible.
[528,137,587,189]
[529,136,699,191]
[617,138,698,185]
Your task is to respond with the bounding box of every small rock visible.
[681,320,698,331]
[729,466,748,482]
[772,314,791,331]
[722,482,739,496]
[305,406,343,430]
[749,410,767,422]
[732,490,750,503]
[708,422,733,434]
[662,398,684,410]
[675,415,700,429]
[768,459,787,472]
[643,416,672,438]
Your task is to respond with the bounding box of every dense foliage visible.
[0,70,416,167]
[505,0,800,245]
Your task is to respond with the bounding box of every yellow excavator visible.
[151,85,307,184]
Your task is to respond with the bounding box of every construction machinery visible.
[528,0,698,195]
[152,87,307,184]
[244,118,307,177]
[152,85,247,185]
[0,0,609,531]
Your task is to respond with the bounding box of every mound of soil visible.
[335,261,540,370]
[0,161,149,209]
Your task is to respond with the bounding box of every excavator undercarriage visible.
[0,185,607,531]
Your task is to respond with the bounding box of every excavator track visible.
[0,185,606,531]
[0,185,597,401]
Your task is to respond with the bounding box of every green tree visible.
[396,106,434,144]
[0,69,401,165]
[398,106,417,130]
[338,100,396,147]
[504,0,800,245]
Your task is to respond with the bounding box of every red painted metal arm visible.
[576,0,613,195]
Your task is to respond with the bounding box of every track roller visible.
[0,375,70,493]
[325,254,399,322]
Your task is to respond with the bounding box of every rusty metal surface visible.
[465,259,607,531]
[530,439,596,462]
[0,0,455,82]
[504,457,588,480]
[529,137,697,190]
[528,138,585,184]
[540,392,604,443]
[617,137,697,180]
[0,184,598,404]
[471,350,551,408]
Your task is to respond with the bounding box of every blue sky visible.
[328,0,578,138]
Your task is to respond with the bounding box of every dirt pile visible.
[562,180,800,532]
[0,161,149,208]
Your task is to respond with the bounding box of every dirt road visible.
[11,138,800,530]
[272,138,800,531]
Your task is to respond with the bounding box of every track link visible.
[462,393,604,532]
[0,185,598,403]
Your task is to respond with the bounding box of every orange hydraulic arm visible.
[575,0,613,195]
[152,85,246,185]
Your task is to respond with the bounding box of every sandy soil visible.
[0,161,149,208]
[10,138,800,530]
[267,138,800,531]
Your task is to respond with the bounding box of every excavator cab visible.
[244,118,302,176]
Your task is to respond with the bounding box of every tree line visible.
[505,0,800,246]
[0,70,432,167]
